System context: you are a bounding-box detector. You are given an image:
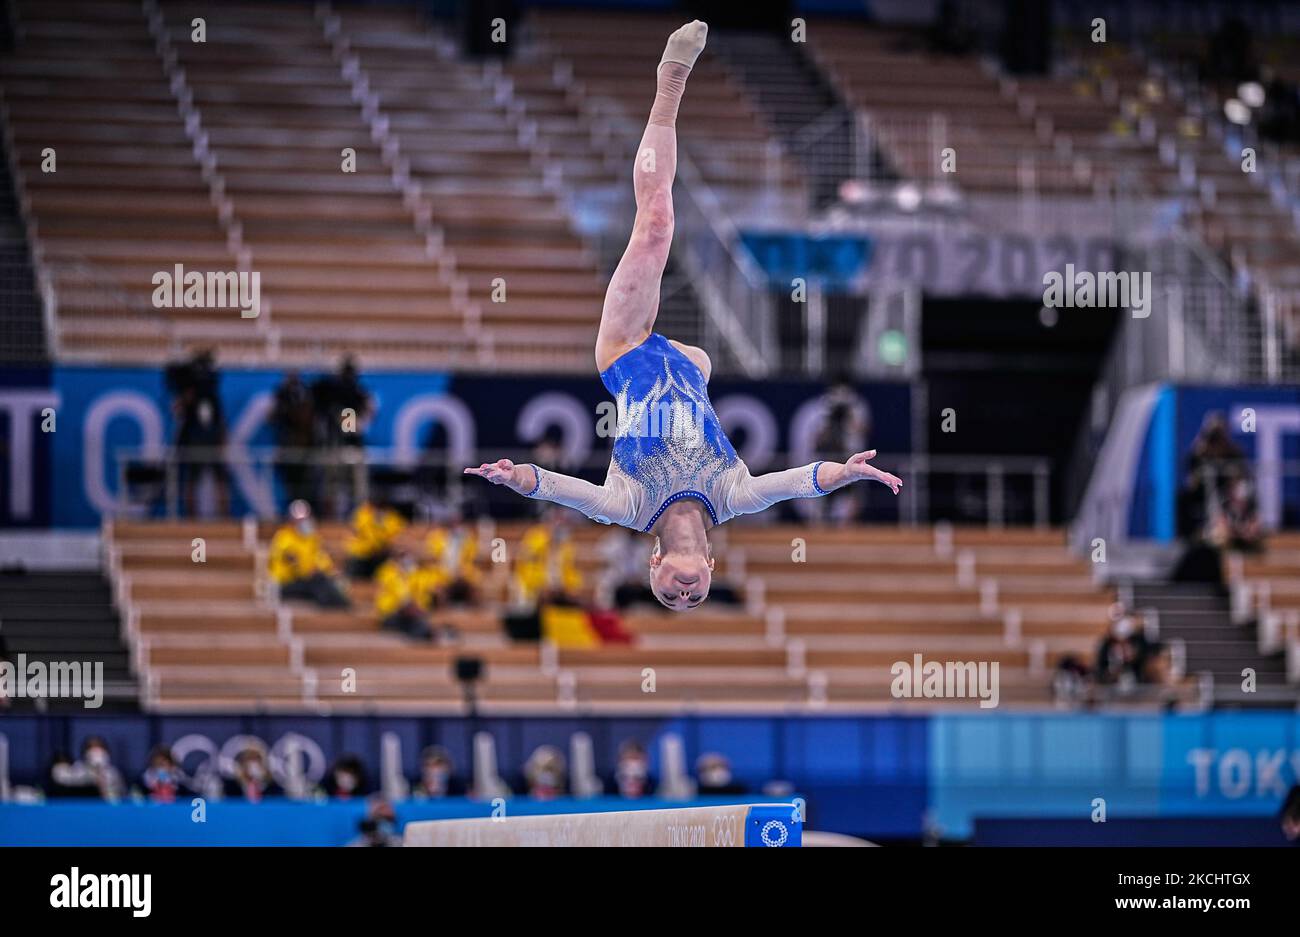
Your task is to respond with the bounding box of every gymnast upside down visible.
[466,20,902,611]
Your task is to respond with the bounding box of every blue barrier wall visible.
[928,711,1300,838]
[0,796,782,847]
[3,711,1295,842]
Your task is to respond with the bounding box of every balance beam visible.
[403,803,802,847]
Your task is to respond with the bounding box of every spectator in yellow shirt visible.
[424,516,481,606]
[374,549,435,640]
[345,499,406,580]
[269,500,350,608]
[513,510,582,607]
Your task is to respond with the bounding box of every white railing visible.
[110,443,1050,530]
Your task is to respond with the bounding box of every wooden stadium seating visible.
[100,513,1151,713]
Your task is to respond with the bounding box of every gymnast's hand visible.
[464,459,521,489]
[844,450,902,495]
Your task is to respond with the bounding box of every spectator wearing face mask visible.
[1094,614,1149,689]
[613,740,652,799]
[141,745,189,803]
[224,748,281,803]
[345,499,407,580]
[75,737,125,803]
[696,752,747,796]
[512,510,583,608]
[325,755,368,800]
[268,499,351,609]
[374,548,437,641]
[412,746,466,799]
[522,745,567,800]
[423,517,482,606]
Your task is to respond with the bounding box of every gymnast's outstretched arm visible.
[727,450,902,517]
[463,459,635,526]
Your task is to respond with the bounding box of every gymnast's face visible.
[650,545,713,611]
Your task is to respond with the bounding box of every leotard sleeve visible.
[724,461,829,518]
[522,464,639,528]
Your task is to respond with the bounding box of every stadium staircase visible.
[0,571,138,712]
[808,22,1085,198]
[1132,581,1293,708]
[0,128,45,364]
[710,29,854,209]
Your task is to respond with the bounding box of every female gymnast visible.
[466,21,902,611]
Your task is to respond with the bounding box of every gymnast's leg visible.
[594,20,707,372]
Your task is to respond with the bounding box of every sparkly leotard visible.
[525,333,827,531]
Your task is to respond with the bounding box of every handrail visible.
[110,443,1052,528]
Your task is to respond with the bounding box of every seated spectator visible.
[347,796,402,847]
[696,752,746,796]
[424,517,482,606]
[46,751,100,799]
[523,745,567,800]
[513,510,582,607]
[374,549,436,641]
[1094,615,1148,689]
[1140,641,1177,692]
[74,736,125,802]
[1051,654,1091,708]
[1210,477,1264,553]
[345,499,407,580]
[1280,785,1300,843]
[269,499,351,609]
[141,745,187,803]
[597,528,657,610]
[613,740,652,799]
[412,746,466,799]
[223,747,281,803]
[324,754,368,800]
